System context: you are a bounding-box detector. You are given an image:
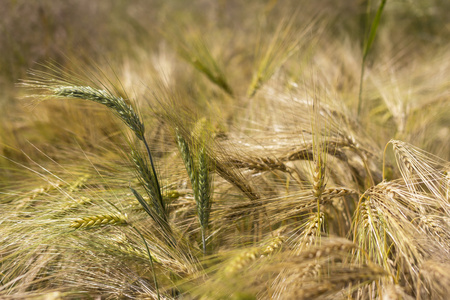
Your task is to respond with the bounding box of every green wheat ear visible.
[171,27,233,97]
[176,129,214,254]
[53,85,145,140]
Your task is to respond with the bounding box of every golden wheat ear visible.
[389,139,450,204]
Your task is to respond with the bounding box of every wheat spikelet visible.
[312,163,326,199]
[70,213,128,229]
[261,236,285,257]
[298,263,321,280]
[298,212,325,249]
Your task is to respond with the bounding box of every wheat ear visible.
[53,85,145,140]
[70,213,128,229]
[197,146,212,254]
[176,131,213,254]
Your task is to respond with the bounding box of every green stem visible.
[133,225,161,300]
[142,136,162,196]
[201,227,206,255]
[357,58,366,117]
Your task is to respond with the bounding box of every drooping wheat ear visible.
[70,213,128,229]
[61,196,92,211]
[389,139,449,202]
[215,161,261,202]
[261,236,285,257]
[224,201,263,220]
[297,238,357,260]
[109,233,151,261]
[224,236,285,275]
[283,141,348,163]
[22,181,63,202]
[224,248,261,275]
[53,85,145,140]
[228,156,289,173]
[390,140,415,175]
[287,283,335,300]
[284,262,385,300]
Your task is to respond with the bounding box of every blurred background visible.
[1,0,449,168]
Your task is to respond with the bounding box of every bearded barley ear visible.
[176,128,214,254]
[224,248,261,275]
[197,146,213,254]
[70,213,128,229]
[228,156,289,173]
[300,212,325,249]
[53,85,145,140]
[261,236,285,257]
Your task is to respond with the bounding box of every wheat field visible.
[1,1,449,299]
